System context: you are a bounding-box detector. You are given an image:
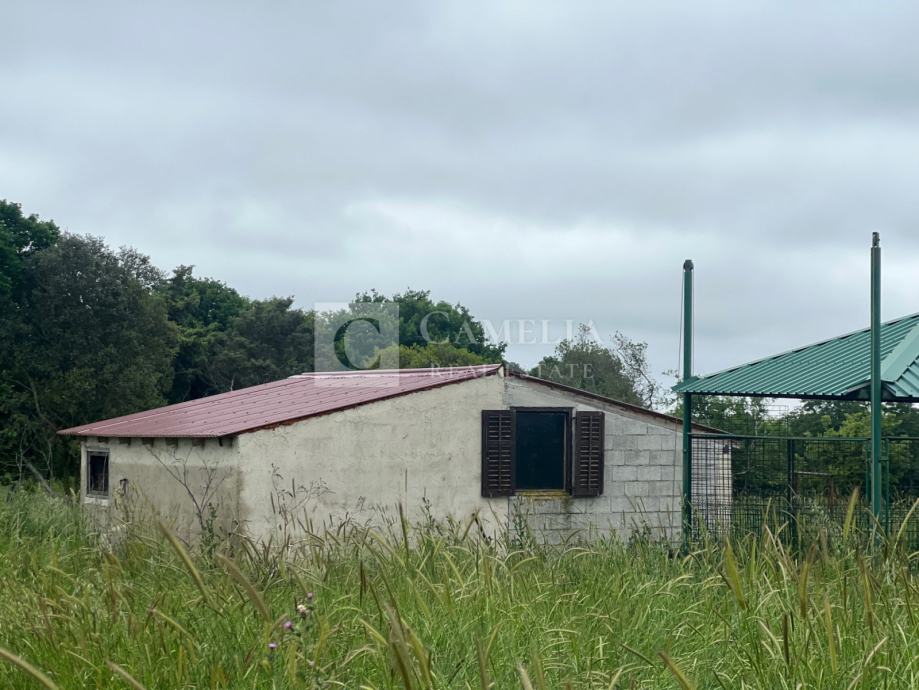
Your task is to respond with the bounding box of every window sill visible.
[514,490,570,498]
[83,495,110,506]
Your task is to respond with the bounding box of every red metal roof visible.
[59,364,502,438]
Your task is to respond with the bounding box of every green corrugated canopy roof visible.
[673,313,919,401]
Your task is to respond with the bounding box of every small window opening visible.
[87,451,109,497]
[515,410,568,490]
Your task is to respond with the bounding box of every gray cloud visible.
[3,1,919,389]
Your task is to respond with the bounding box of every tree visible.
[1,234,176,481]
[530,325,659,407]
[0,201,63,480]
[0,200,60,301]
[783,400,866,437]
[159,266,248,402]
[370,342,489,369]
[674,395,773,435]
[208,297,314,390]
[353,289,505,361]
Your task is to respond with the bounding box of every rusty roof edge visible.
[58,364,504,438]
[228,364,505,436]
[56,375,311,435]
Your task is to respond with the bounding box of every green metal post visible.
[682,260,694,547]
[870,232,883,524]
[786,438,798,551]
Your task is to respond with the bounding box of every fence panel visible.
[886,438,919,546]
[690,434,872,544]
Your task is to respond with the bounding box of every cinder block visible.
[660,465,683,482]
[607,480,626,496]
[618,436,639,451]
[645,435,665,451]
[660,434,677,451]
[606,436,630,451]
[659,499,678,514]
[608,450,627,466]
[650,481,675,497]
[638,497,661,512]
[620,436,651,451]
[627,481,650,497]
[580,496,611,514]
[614,466,639,482]
[650,450,677,466]
[604,512,626,529]
[605,419,625,436]
[636,466,660,481]
[609,497,633,513]
[631,450,651,466]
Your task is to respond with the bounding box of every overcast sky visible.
[4,2,919,384]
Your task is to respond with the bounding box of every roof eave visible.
[57,364,505,439]
[510,371,724,434]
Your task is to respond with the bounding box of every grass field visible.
[2,491,919,688]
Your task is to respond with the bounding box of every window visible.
[515,410,568,490]
[86,450,109,497]
[481,408,604,497]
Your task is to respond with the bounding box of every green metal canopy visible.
[673,312,919,401]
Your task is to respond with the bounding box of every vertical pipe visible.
[786,438,798,551]
[682,259,694,547]
[870,233,883,524]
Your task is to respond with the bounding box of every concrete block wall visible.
[505,377,683,544]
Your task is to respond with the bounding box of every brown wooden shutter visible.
[572,411,604,497]
[481,410,514,497]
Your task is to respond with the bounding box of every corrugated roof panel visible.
[60,364,503,438]
[673,313,919,400]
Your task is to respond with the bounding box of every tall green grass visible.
[1,489,918,688]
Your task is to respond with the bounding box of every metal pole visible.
[682,260,694,547]
[870,232,883,524]
[786,438,798,551]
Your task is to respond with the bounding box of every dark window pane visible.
[88,453,109,495]
[515,411,566,490]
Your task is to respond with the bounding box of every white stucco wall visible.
[236,372,507,540]
[78,371,728,546]
[234,372,699,545]
[79,436,240,543]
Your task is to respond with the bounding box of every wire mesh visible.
[885,437,919,542]
[687,434,919,547]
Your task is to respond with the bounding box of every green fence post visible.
[786,438,798,551]
[682,259,694,551]
[870,233,883,527]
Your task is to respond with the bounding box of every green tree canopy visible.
[530,325,662,407]
[208,297,315,390]
[371,342,489,369]
[354,289,505,361]
[0,200,60,301]
[1,234,176,480]
[159,266,249,402]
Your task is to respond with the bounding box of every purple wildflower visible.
[268,642,278,651]
[283,620,294,630]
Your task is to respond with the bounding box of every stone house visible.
[60,364,724,543]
